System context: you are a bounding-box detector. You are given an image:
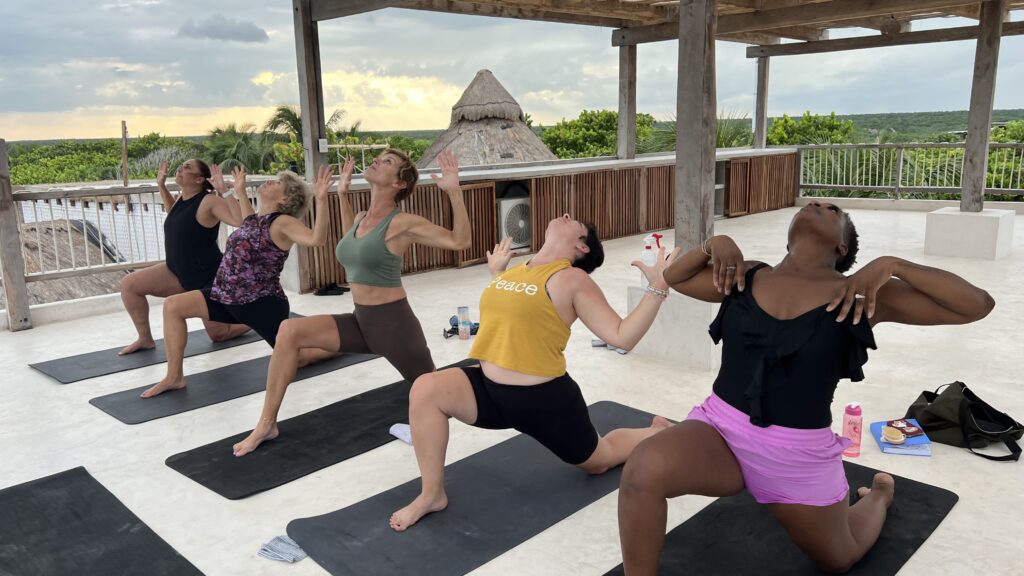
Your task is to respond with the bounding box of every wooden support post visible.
[294,0,328,182]
[675,0,717,250]
[120,121,130,188]
[754,56,770,149]
[0,139,32,331]
[617,44,637,160]
[962,0,1003,212]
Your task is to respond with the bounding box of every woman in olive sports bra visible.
[117,159,250,355]
[232,149,472,457]
[617,202,995,575]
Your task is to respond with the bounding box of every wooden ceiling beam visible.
[312,0,407,21]
[718,0,997,33]
[402,0,633,27]
[747,18,1024,57]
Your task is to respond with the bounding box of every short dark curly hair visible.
[572,222,604,274]
[836,211,859,273]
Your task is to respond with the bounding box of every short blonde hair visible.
[276,171,310,217]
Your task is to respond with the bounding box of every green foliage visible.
[836,109,1024,141]
[204,123,277,171]
[638,110,753,153]
[991,120,1024,143]
[541,110,655,159]
[767,111,854,145]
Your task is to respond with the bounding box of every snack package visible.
[886,418,924,437]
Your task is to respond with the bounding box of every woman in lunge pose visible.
[231,149,472,456]
[118,159,249,355]
[389,216,681,531]
[617,202,995,574]
[141,164,335,398]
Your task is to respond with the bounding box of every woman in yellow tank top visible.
[390,214,680,531]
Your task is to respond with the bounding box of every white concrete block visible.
[627,285,721,372]
[924,207,1014,260]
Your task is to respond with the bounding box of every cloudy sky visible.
[1,0,1022,141]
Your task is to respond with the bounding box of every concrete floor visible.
[1,207,1021,575]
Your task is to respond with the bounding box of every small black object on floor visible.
[286,401,654,576]
[314,283,350,296]
[603,461,958,576]
[29,313,302,384]
[0,467,203,576]
[166,359,479,500]
[89,352,378,425]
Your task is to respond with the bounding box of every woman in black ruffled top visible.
[618,202,994,574]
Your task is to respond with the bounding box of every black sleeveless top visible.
[709,264,876,429]
[163,191,222,291]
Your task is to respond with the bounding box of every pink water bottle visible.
[842,402,863,457]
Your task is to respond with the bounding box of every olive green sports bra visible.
[335,208,403,287]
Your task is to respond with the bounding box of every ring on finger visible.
[725,265,737,271]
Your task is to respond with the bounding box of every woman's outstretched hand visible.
[157,161,168,187]
[231,166,247,195]
[337,157,355,195]
[632,246,682,290]
[210,164,228,195]
[312,164,335,202]
[708,236,746,295]
[827,256,895,324]
[430,150,461,193]
[486,236,521,276]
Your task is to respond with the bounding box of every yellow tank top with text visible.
[469,259,572,377]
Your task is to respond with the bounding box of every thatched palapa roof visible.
[417,70,557,169]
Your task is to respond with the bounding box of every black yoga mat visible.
[165,359,478,500]
[287,401,654,576]
[0,467,202,576]
[29,313,301,384]
[90,352,378,425]
[604,461,958,576]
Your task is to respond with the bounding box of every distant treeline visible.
[834,109,1024,140]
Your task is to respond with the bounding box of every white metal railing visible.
[798,143,1024,198]
[9,180,267,283]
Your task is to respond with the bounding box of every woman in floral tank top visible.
[141,164,335,399]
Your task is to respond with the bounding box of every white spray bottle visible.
[640,233,663,285]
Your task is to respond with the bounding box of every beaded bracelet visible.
[646,285,669,299]
[701,237,713,257]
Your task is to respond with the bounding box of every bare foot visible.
[390,492,449,532]
[232,423,280,457]
[856,473,895,507]
[119,338,156,355]
[140,375,186,398]
[652,415,674,429]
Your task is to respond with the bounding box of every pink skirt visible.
[686,393,850,507]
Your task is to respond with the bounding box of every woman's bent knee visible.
[619,441,669,496]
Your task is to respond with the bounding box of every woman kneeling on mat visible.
[140,165,334,398]
[389,215,681,532]
[119,159,250,355]
[618,202,995,574]
[230,149,472,456]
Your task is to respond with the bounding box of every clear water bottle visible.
[842,402,863,457]
[457,306,471,340]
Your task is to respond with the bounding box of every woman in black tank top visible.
[618,202,995,575]
[117,159,250,355]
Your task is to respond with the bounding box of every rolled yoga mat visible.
[165,359,478,500]
[29,313,301,384]
[286,400,655,576]
[0,467,202,576]
[603,461,958,576]
[89,352,378,425]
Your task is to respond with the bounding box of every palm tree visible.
[264,105,355,141]
[206,123,276,172]
[638,110,754,153]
